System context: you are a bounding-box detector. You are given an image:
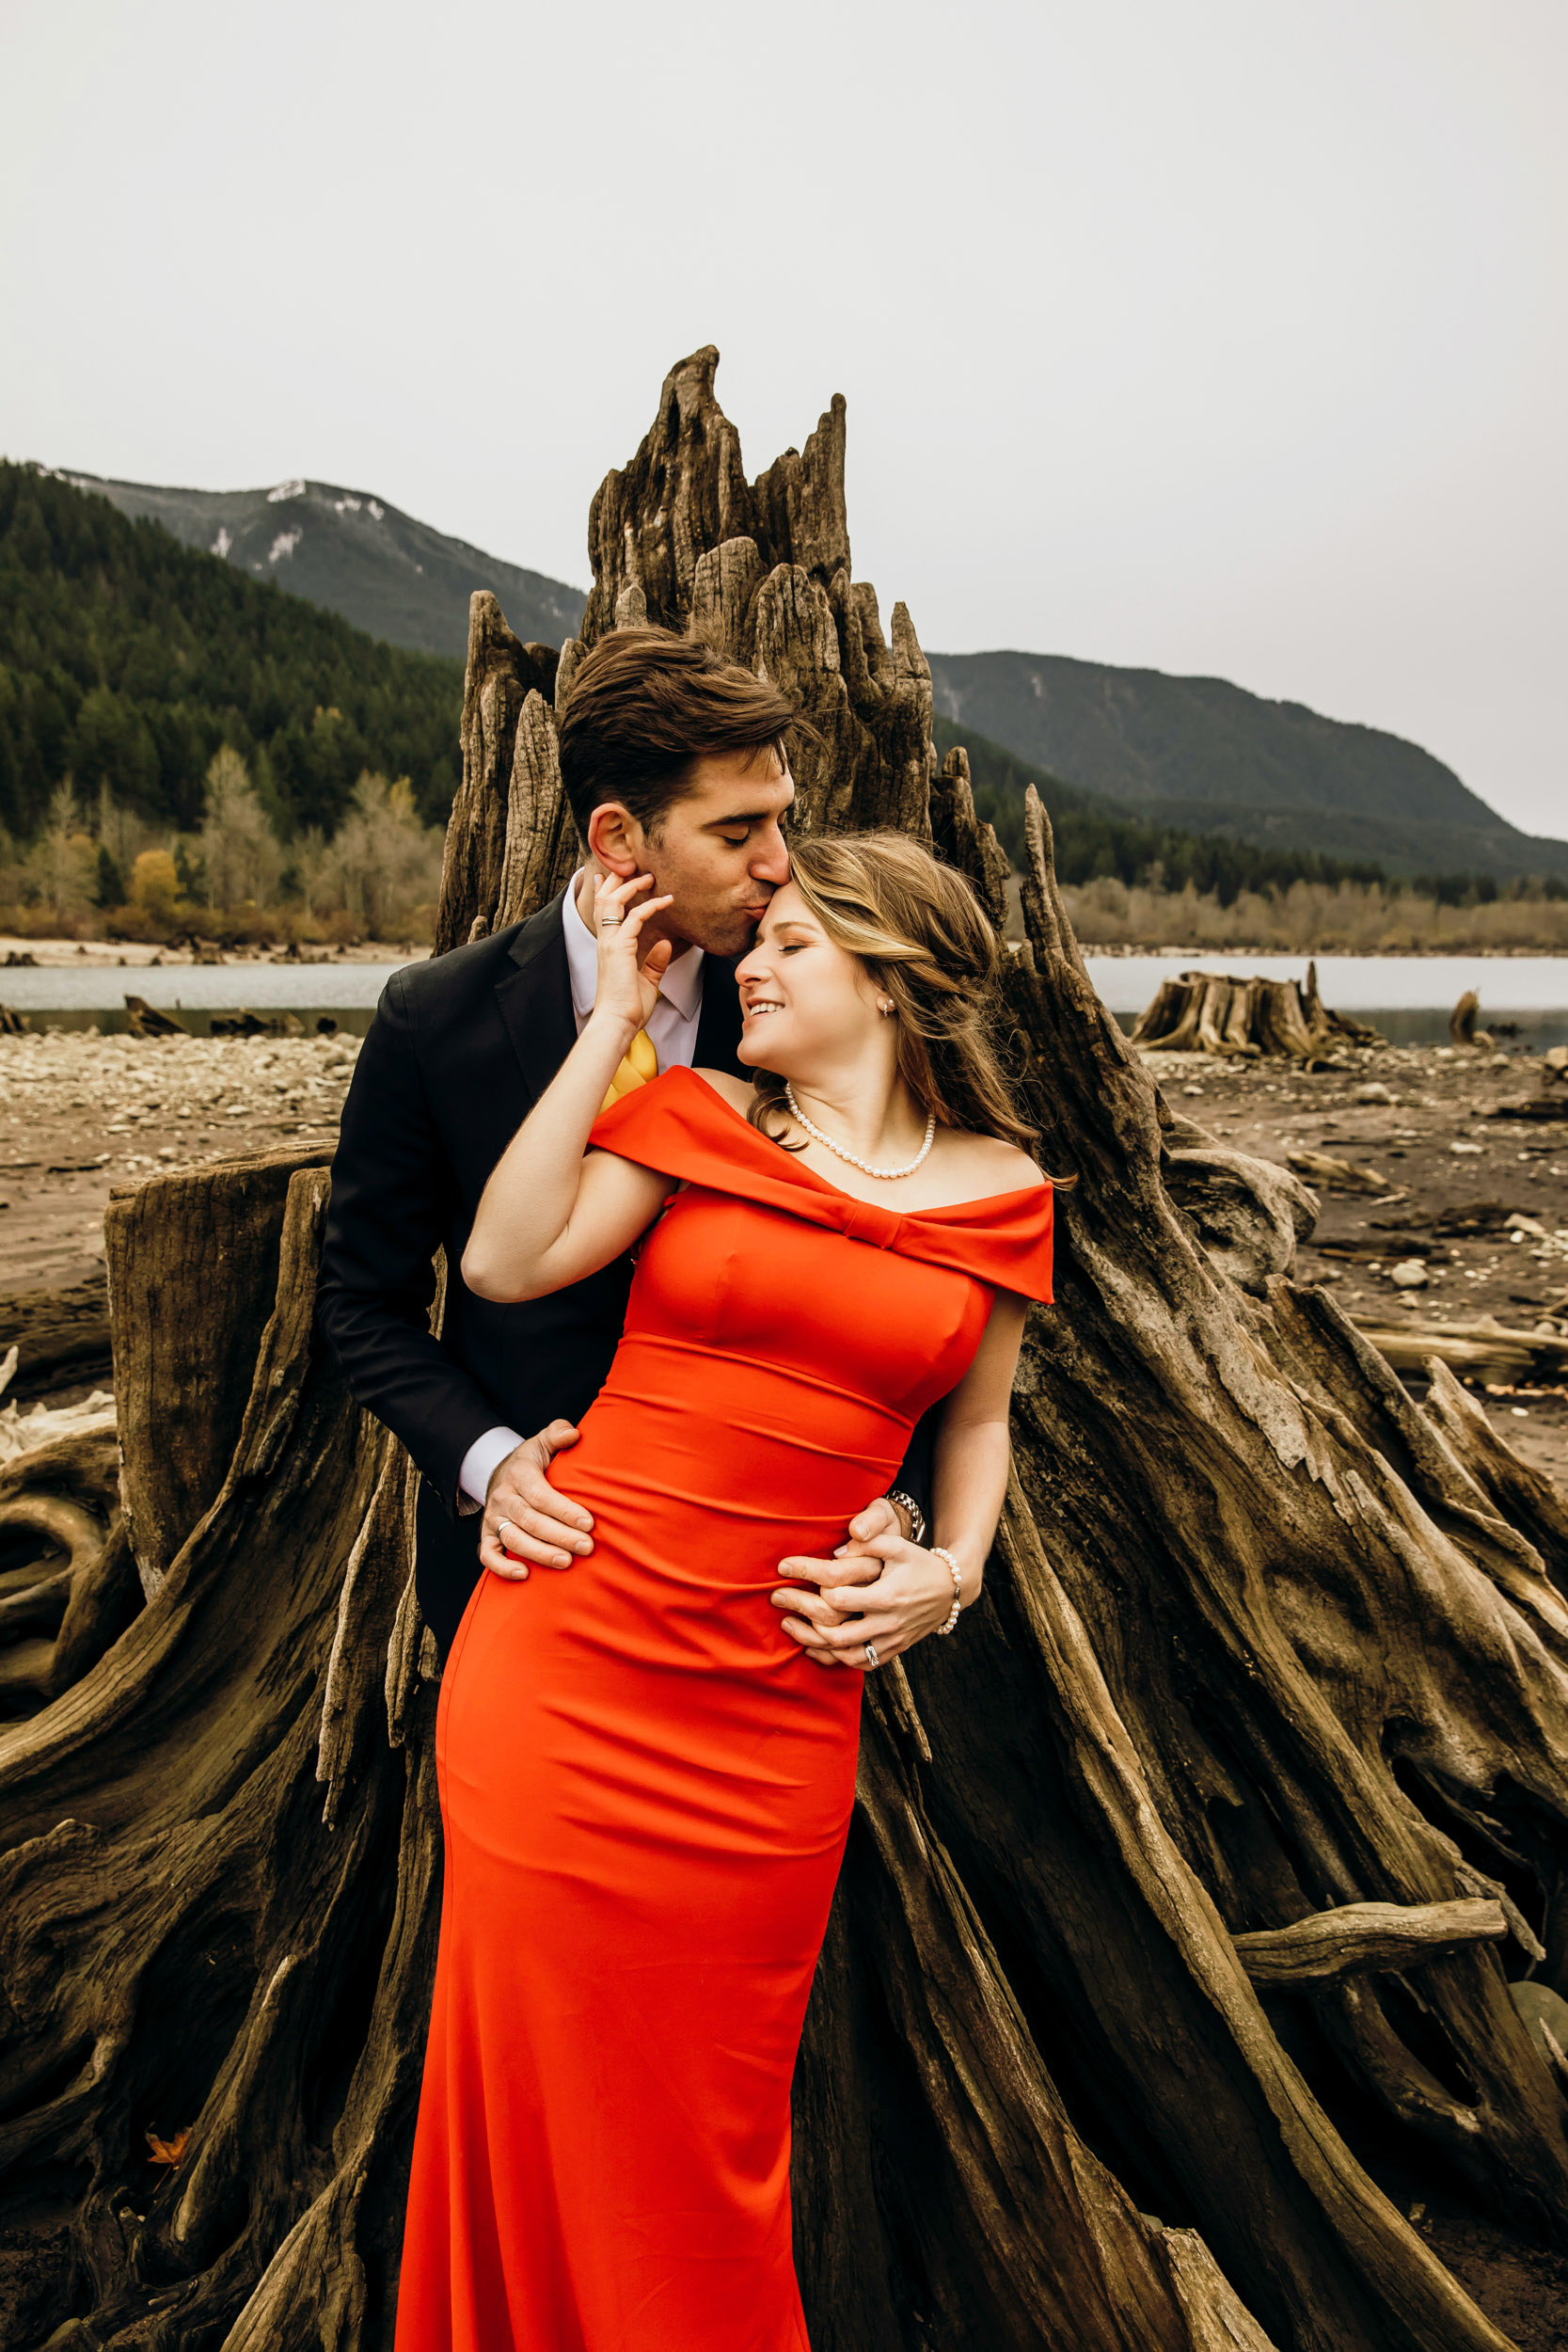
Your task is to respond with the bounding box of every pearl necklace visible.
[784,1084,936,1180]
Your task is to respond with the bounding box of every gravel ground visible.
[0,932,420,967]
[1150,1039,1568,1486]
[0,1029,359,1292]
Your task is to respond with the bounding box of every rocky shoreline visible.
[1,931,425,969]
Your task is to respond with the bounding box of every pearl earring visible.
[878,999,895,1016]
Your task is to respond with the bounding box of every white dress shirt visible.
[457,874,706,1513]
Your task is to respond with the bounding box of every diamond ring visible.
[863,1640,879,1669]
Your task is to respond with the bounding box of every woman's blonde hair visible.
[747,831,1038,1152]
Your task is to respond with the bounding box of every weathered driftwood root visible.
[1233,1899,1509,1987]
[1003,794,1568,2216]
[1283,1148,1401,1199]
[0,1276,113,1403]
[0,1156,432,2350]
[0,1421,125,1715]
[2,349,1566,2352]
[1131,962,1381,1060]
[1354,1321,1568,1386]
[123,995,187,1039]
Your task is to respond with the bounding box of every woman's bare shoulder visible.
[691,1068,757,1114]
[946,1132,1047,1193]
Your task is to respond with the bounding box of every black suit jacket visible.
[318,887,932,1651]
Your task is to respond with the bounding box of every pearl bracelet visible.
[932,1546,963,1636]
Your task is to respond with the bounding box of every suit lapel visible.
[693,955,745,1077]
[493,889,576,1105]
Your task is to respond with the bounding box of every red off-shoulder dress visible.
[395,1068,1054,2351]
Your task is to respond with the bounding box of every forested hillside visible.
[942,717,1391,903]
[930,649,1568,881]
[0,464,465,843]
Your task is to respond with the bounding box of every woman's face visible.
[733,882,882,1071]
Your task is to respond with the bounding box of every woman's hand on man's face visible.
[592,871,674,1039]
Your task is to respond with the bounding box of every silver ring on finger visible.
[599,911,625,928]
[863,1640,879,1668]
[497,1518,516,1539]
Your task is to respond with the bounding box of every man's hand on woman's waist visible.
[482,1422,594,1581]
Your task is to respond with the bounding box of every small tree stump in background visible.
[1130,961,1382,1059]
[1449,988,1497,1049]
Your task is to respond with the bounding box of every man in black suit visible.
[319,628,930,1655]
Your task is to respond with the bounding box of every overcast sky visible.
[2,0,1562,836]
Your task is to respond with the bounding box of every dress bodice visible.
[591,1068,1053,1294]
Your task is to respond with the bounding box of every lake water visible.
[0,960,412,1038]
[1083,953,1568,1050]
[1081,953,1568,1014]
[4,951,1567,1048]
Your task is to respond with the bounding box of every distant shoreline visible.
[0,935,431,970]
[1074,941,1568,960]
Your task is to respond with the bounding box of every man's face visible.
[587,747,795,959]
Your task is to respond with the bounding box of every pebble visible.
[1354,1082,1395,1104]
[1390,1261,1429,1288]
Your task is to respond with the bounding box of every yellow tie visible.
[600,1026,658,1113]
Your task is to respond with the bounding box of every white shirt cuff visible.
[457,1424,527,1517]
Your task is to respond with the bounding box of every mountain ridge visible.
[927,648,1566,882]
[25,465,1562,882]
[41,468,586,661]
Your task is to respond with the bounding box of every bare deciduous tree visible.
[199,746,283,914]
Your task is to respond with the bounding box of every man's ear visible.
[585,802,641,876]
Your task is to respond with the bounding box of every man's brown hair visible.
[557,627,801,839]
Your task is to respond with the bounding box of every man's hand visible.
[768,1494,910,1670]
[852,1494,913,1548]
[480,1422,593,1581]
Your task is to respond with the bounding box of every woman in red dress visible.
[395,834,1055,2351]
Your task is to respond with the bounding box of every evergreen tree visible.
[0,462,464,843]
[94,842,125,908]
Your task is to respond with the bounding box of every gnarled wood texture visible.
[1,350,1564,2352]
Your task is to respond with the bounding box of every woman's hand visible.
[769,1525,969,1672]
[460,869,679,1304]
[592,871,673,1040]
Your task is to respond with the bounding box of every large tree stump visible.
[2,347,1565,2352]
[1130,963,1380,1059]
